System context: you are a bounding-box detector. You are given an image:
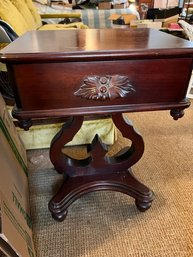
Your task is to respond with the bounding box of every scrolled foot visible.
[135,199,152,212]
[51,210,68,222]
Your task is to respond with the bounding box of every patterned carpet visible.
[27,101,193,257]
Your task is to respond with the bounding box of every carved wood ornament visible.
[74,75,136,100]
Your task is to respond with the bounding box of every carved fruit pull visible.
[74,75,136,101]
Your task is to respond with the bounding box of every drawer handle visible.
[74,75,135,101]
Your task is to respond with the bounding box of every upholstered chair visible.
[0,0,87,42]
[0,0,116,148]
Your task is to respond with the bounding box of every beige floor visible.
[27,101,193,257]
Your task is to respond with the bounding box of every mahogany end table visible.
[1,28,192,221]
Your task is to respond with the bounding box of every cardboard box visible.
[0,94,36,257]
[0,94,27,173]
[98,2,112,9]
[130,19,162,29]
[137,21,162,29]
[109,13,137,25]
[113,4,124,9]
[154,14,179,28]
[130,19,152,27]
[0,130,36,257]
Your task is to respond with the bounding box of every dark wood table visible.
[1,28,193,221]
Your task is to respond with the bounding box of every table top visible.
[1,28,193,63]
[0,28,192,120]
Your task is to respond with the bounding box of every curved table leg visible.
[49,114,154,221]
[49,116,84,174]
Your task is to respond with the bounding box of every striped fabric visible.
[35,3,140,28]
[77,9,140,28]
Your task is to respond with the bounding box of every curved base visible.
[49,169,154,221]
[48,114,155,221]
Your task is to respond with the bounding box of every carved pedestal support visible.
[49,113,154,221]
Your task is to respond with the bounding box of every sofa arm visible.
[40,13,81,19]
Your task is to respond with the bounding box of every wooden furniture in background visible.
[178,19,193,98]
[138,0,154,18]
[0,29,192,221]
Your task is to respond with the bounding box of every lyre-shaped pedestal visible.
[49,113,154,221]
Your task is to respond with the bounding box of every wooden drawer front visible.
[12,58,192,111]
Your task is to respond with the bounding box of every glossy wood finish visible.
[1,28,193,220]
[1,29,193,118]
[49,113,154,221]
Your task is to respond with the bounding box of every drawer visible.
[11,58,192,114]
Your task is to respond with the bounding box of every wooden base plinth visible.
[49,169,154,221]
